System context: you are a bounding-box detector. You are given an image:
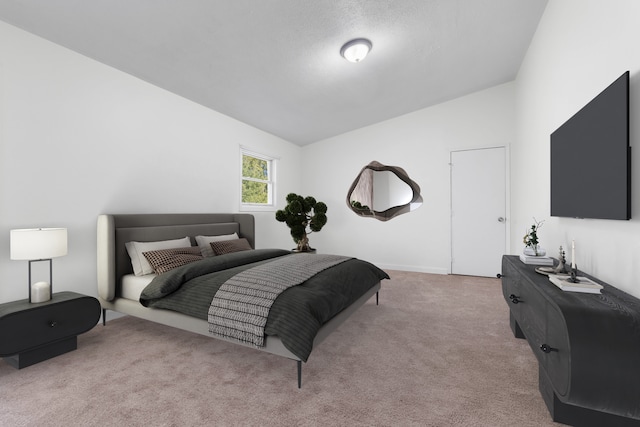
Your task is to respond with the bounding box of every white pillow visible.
[125,236,191,276]
[195,233,239,257]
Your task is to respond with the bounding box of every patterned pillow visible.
[210,238,252,255]
[195,233,239,257]
[142,247,203,274]
[125,236,191,276]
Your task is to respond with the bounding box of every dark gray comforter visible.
[139,249,389,361]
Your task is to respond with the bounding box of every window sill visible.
[239,204,276,212]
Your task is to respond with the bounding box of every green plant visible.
[350,200,370,211]
[523,218,544,255]
[275,193,328,251]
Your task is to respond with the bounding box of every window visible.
[240,148,276,210]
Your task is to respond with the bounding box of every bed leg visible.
[376,291,379,306]
[102,309,107,326]
[297,360,302,389]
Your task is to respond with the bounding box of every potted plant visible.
[523,218,544,256]
[350,200,371,212]
[275,193,328,252]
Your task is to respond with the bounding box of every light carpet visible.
[0,270,561,426]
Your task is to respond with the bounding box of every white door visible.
[451,147,507,277]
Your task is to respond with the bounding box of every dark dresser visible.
[501,255,640,426]
[0,291,101,368]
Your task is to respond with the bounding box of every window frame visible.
[239,147,277,212]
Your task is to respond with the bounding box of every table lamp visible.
[10,228,68,303]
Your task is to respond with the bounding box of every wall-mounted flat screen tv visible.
[550,71,630,220]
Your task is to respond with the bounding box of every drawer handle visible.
[540,343,558,353]
[509,294,521,304]
[49,321,57,328]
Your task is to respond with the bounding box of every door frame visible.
[449,145,511,275]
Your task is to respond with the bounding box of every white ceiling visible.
[0,0,547,146]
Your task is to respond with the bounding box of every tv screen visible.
[550,71,630,220]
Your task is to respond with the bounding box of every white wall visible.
[302,82,516,273]
[0,22,302,304]
[512,0,640,296]
[11,1,638,302]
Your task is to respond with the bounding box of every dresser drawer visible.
[518,283,547,361]
[544,304,570,396]
[0,292,100,356]
[502,259,524,318]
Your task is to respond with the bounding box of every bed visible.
[97,213,388,387]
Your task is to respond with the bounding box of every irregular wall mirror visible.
[346,161,423,221]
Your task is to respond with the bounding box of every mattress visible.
[121,273,155,301]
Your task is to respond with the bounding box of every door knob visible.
[498,217,505,223]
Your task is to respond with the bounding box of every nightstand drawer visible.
[0,292,100,357]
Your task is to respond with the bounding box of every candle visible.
[571,240,576,269]
[31,281,51,303]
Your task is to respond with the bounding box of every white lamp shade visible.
[10,228,68,260]
[340,38,372,63]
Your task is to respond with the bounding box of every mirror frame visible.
[346,161,423,221]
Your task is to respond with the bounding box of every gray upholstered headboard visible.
[97,213,255,301]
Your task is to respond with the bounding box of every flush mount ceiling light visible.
[340,38,372,63]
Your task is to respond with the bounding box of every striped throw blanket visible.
[207,253,351,347]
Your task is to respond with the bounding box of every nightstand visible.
[0,291,101,369]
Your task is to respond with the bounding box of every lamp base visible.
[30,281,51,303]
[28,259,53,303]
